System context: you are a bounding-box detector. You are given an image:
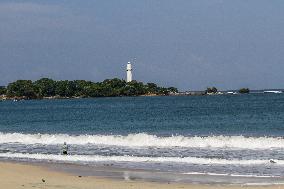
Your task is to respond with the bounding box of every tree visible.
[105,78,126,89]
[55,80,76,97]
[127,81,146,96]
[34,78,56,97]
[3,78,178,99]
[84,83,102,97]
[7,80,37,99]
[206,87,218,94]
[239,88,250,94]
[167,87,178,93]
[0,86,6,95]
[72,80,93,97]
[121,85,137,96]
[101,78,127,96]
[146,83,158,94]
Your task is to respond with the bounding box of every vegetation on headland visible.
[204,87,250,95]
[238,88,250,94]
[0,86,6,95]
[205,87,218,94]
[0,81,254,100]
[0,78,178,100]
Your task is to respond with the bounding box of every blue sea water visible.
[1,94,284,181]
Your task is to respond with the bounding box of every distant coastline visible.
[1,78,283,101]
[0,78,178,100]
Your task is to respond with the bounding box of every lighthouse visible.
[126,62,132,82]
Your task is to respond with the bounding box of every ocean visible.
[1,94,284,183]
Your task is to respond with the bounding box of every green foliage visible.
[55,80,76,97]
[146,83,158,94]
[239,88,250,94]
[3,78,177,99]
[205,87,218,94]
[0,86,6,95]
[34,78,56,97]
[7,80,37,99]
[167,87,178,93]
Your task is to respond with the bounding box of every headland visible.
[0,78,177,100]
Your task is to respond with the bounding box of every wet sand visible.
[1,162,284,189]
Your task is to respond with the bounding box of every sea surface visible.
[1,94,284,183]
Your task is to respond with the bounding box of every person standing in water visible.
[62,142,68,155]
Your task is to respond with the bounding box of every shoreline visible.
[1,92,283,101]
[0,161,212,189]
[1,160,284,188]
[0,94,166,101]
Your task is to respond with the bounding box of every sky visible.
[0,0,284,91]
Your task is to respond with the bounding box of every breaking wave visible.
[1,132,284,149]
[0,152,282,165]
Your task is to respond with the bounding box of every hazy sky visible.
[0,0,284,90]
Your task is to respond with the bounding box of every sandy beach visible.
[0,162,284,189]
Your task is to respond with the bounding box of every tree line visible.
[205,87,250,94]
[0,78,178,99]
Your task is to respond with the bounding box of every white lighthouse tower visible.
[126,61,132,82]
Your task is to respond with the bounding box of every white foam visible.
[0,152,283,166]
[243,182,284,186]
[0,132,284,149]
[183,172,281,178]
